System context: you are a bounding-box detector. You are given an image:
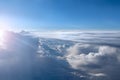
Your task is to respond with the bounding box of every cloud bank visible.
[0,30,120,80]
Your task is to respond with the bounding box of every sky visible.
[0,0,120,31]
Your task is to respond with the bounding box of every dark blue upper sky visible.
[0,0,120,30]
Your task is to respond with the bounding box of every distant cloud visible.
[89,73,106,77]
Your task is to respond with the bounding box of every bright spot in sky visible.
[0,30,4,39]
[0,30,5,48]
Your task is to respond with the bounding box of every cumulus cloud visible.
[66,43,120,80]
[66,44,117,67]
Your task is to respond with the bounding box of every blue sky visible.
[0,0,120,30]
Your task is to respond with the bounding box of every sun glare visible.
[0,30,5,48]
[0,30,4,39]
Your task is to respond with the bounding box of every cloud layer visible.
[0,31,120,80]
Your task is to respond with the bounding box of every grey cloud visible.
[66,43,120,80]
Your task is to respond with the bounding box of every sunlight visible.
[0,30,5,48]
[0,16,11,48]
[0,30,4,39]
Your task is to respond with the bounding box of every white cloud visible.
[66,43,119,69]
[89,73,106,77]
